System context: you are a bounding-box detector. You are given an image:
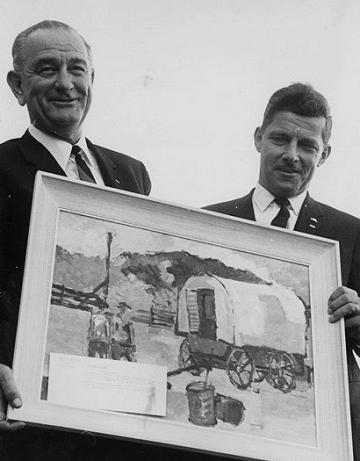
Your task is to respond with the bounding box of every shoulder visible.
[203,190,254,216]
[0,137,25,173]
[312,197,360,228]
[89,142,146,168]
[86,140,151,195]
[204,197,245,214]
[0,137,22,156]
[90,142,151,195]
[308,197,360,246]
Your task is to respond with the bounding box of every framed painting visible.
[8,172,352,461]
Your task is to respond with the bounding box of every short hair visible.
[12,20,93,72]
[260,83,332,144]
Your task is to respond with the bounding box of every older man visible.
[205,83,360,460]
[0,20,155,461]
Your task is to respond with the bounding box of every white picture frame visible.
[8,172,353,461]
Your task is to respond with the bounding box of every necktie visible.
[271,197,290,228]
[71,145,96,183]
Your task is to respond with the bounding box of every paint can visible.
[186,381,217,426]
[215,393,245,425]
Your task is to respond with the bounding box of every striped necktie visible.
[271,197,290,228]
[71,145,96,183]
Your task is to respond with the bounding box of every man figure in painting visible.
[111,302,136,362]
[204,83,360,460]
[0,19,156,461]
[88,306,111,359]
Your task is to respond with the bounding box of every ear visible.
[317,145,331,167]
[7,71,26,106]
[254,127,262,153]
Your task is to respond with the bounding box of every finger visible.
[0,419,25,432]
[329,303,360,323]
[0,365,22,408]
[328,287,344,302]
[0,368,25,432]
[328,286,354,302]
[328,293,359,313]
[0,389,25,431]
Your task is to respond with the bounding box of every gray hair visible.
[12,20,93,72]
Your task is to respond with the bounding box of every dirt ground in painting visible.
[44,305,316,447]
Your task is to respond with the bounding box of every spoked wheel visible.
[178,337,202,375]
[226,347,254,389]
[253,369,266,383]
[268,351,296,393]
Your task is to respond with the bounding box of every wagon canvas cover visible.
[177,274,305,354]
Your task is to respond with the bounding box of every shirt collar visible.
[28,125,90,170]
[253,182,307,216]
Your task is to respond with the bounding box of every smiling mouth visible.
[50,99,78,104]
[277,168,300,175]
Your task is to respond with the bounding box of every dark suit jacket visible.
[0,130,151,367]
[0,134,245,461]
[205,189,360,460]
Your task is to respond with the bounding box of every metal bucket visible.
[186,381,217,426]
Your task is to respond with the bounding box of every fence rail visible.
[149,305,176,327]
[51,283,108,311]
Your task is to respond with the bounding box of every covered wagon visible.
[174,273,307,393]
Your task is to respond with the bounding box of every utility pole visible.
[92,232,113,302]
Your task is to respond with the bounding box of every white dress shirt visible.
[252,183,307,230]
[28,125,105,186]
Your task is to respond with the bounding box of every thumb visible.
[0,364,22,414]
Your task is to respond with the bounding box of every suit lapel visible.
[233,190,256,220]
[86,139,116,188]
[18,130,66,176]
[294,194,324,235]
[87,139,141,191]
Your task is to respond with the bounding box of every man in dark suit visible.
[0,19,162,461]
[204,83,360,460]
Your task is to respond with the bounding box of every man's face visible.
[255,111,330,198]
[11,28,94,142]
[118,306,127,315]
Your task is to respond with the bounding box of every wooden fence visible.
[149,304,176,327]
[51,283,108,311]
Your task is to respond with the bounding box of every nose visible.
[282,139,299,162]
[54,68,74,92]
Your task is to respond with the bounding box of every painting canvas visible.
[9,173,352,461]
[42,210,315,445]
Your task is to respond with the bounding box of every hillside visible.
[53,246,269,315]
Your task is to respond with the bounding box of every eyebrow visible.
[33,56,58,66]
[268,130,290,137]
[270,128,319,141]
[269,129,321,148]
[33,56,89,67]
[67,57,88,66]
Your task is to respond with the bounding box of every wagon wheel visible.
[178,337,202,376]
[253,369,266,383]
[268,351,296,393]
[226,347,254,390]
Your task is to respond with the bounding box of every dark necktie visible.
[271,197,290,228]
[71,145,96,183]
